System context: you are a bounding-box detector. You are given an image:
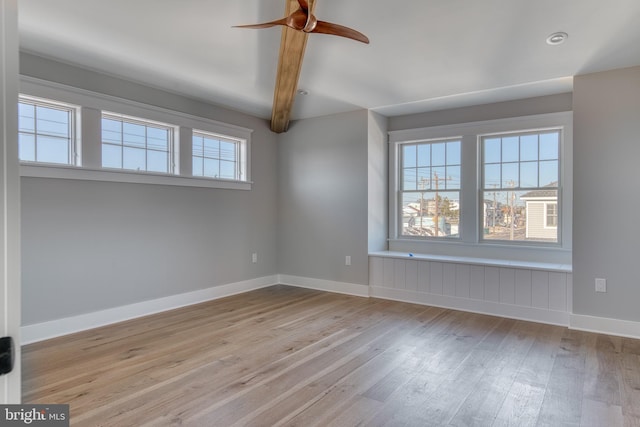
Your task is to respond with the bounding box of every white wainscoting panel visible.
[369,255,572,326]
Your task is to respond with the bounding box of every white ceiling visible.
[18,0,640,121]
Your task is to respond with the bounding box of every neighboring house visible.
[520,183,558,240]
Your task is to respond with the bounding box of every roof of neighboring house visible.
[520,182,558,200]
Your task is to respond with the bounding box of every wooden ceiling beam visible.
[270,0,314,133]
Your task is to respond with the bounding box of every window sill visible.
[20,164,252,190]
[369,250,572,273]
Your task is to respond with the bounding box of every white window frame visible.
[101,111,177,174]
[479,128,562,246]
[18,94,80,166]
[545,202,558,229]
[18,77,253,190]
[191,129,247,182]
[397,138,462,240]
[388,112,572,264]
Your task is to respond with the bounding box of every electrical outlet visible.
[345,256,351,266]
[595,278,607,293]
[252,253,257,264]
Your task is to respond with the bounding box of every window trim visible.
[544,202,558,229]
[18,76,253,190]
[18,94,81,166]
[388,112,572,264]
[101,111,178,174]
[398,138,462,240]
[478,128,562,246]
[191,129,247,181]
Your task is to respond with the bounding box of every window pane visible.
[501,163,518,187]
[123,122,146,148]
[220,141,236,162]
[484,138,501,163]
[416,167,430,189]
[36,106,69,137]
[540,132,559,160]
[539,160,558,187]
[446,165,461,189]
[403,145,416,167]
[502,136,519,162]
[102,119,122,144]
[192,135,204,155]
[480,128,561,244]
[401,191,459,238]
[102,144,122,168]
[36,136,69,164]
[417,144,430,167]
[520,134,538,161]
[147,127,169,151]
[19,133,35,162]
[204,137,220,159]
[19,104,35,133]
[192,157,203,176]
[403,168,417,191]
[19,98,75,166]
[220,160,236,180]
[123,147,146,171]
[484,164,500,189]
[520,161,538,188]
[204,158,219,178]
[446,140,461,164]
[147,150,168,173]
[431,143,446,166]
[102,114,173,173]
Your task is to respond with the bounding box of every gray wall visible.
[388,93,573,131]
[573,66,640,322]
[278,111,370,285]
[20,55,279,325]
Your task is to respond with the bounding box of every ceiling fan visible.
[235,0,369,133]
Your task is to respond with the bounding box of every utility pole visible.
[422,172,451,237]
[508,180,516,240]
[419,177,428,235]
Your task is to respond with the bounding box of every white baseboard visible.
[570,313,640,340]
[278,274,370,298]
[370,286,570,327]
[21,275,640,345]
[21,275,278,344]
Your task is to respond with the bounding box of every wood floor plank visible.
[21,285,640,427]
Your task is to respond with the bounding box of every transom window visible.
[192,130,245,181]
[400,139,461,238]
[101,113,175,173]
[18,96,77,165]
[482,130,560,243]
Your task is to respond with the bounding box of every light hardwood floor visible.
[23,285,640,426]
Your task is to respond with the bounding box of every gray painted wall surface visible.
[278,111,369,285]
[20,56,278,325]
[388,93,573,131]
[573,66,640,322]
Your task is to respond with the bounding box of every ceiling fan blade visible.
[298,0,313,12]
[313,20,369,44]
[233,17,289,30]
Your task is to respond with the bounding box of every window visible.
[102,112,175,173]
[20,77,254,190]
[18,96,77,165]
[399,139,461,238]
[389,112,571,261]
[482,130,560,243]
[545,203,558,228]
[192,130,246,181]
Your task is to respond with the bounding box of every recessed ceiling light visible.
[297,89,309,96]
[546,32,568,45]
